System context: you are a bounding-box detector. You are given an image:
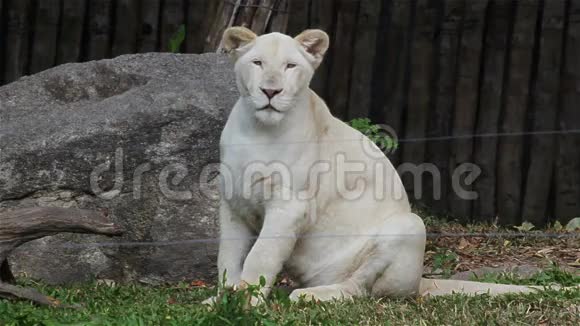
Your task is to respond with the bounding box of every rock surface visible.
[450,265,543,281]
[0,53,237,284]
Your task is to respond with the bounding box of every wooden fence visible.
[1,0,579,225]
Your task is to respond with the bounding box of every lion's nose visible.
[261,88,283,99]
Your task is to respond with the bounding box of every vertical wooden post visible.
[554,0,580,223]
[112,0,139,57]
[400,0,436,193]
[425,0,465,214]
[309,0,335,99]
[472,0,513,222]
[203,0,292,52]
[236,0,259,29]
[497,0,540,225]
[186,0,219,53]
[348,0,384,120]
[374,0,414,167]
[205,0,240,51]
[269,0,290,33]
[160,0,185,52]
[138,0,162,53]
[250,0,276,34]
[522,0,567,226]
[0,0,5,84]
[2,0,32,83]
[29,0,61,74]
[327,0,359,119]
[448,0,489,221]
[57,0,87,64]
[286,0,310,36]
[86,0,114,60]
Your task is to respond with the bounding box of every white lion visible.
[206,27,561,304]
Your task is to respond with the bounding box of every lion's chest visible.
[220,137,315,230]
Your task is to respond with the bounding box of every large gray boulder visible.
[0,53,237,284]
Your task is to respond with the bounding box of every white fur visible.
[205,28,569,304]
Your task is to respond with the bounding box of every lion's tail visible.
[419,278,577,297]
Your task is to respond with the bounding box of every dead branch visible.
[0,207,123,307]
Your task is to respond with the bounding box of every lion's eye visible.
[286,63,297,69]
[252,60,262,66]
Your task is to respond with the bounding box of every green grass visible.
[1,272,579,326]
[472,265,580,287]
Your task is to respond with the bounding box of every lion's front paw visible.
[202,296,217,306]
[202,291,265,307]
[289,286,349,302]
[248,295,264,307]
[289,288,321,302]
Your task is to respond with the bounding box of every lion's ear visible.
[221,26,257,57]
[295,29,330,68]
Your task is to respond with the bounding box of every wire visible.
[27,232,580,249]
[2,129,580,153]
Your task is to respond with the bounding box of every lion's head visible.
[222,27,329,125]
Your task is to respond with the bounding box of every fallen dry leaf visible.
[536,247,556,255]
[457,238,471,250]
[566,304,579,315]
[190,280,207,288]
[48,297,61,306]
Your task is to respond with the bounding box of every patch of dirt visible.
[423,222,580,276]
